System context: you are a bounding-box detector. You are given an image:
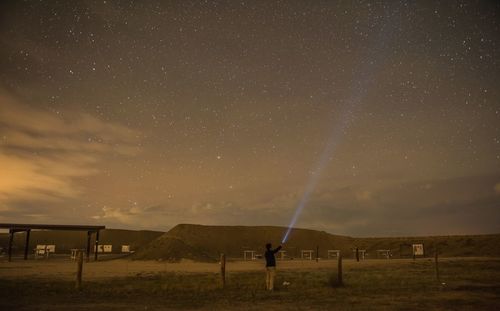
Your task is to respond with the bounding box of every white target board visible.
[95,245,112,253]
[36,245,55,253]
[412,244,424,256]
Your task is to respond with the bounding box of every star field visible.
[0,1,499,236]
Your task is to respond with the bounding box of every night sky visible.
[0,1,499,236]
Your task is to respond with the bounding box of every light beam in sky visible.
[281,117,347,243]
[281,7,400,243]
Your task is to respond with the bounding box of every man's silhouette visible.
[265,243,282,291]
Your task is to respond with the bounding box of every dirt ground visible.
[0,257,353,280]
[0,256,494,280]
[1,257,499,310]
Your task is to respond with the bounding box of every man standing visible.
[265,243,282,291]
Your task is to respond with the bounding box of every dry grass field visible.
[1,257,499,310]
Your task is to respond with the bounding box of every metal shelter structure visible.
[327,250,341,259]
[352,249,367,260]
[243,250,257,261]
[0,223,105,262]
[301,250,314,260]
[376,249,392,259]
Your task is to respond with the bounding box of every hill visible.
[133,224,353,261]
[133,224,500,262]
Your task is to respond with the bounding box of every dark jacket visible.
[265,245,282,267]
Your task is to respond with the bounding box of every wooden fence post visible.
[435,248,440,283]
[356,247,359,262]
[220,253,226,288]
[337,253,343,286]
[24,229,31,260]
[76,250,84,290]
[7,230,14,262]
[86,231,91,263]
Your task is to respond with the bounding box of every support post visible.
[356,247,359,262]
[94,230,100,261]
[8,229,14,262]
[435,248,440,283]
[316,245,319,262]
[86,231,92,262]
[76,250,83,290]
[220,253,226,288]
[24,229,31,260]
[337,253,343,286]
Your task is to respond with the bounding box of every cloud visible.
[293,174,500,236]
[93,201,245,229]
[0,91,139,205]
[93,204,178,229]
[86,173,500,235]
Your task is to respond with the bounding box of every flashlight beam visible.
[281,5,400,243]
[281,118,344,244]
